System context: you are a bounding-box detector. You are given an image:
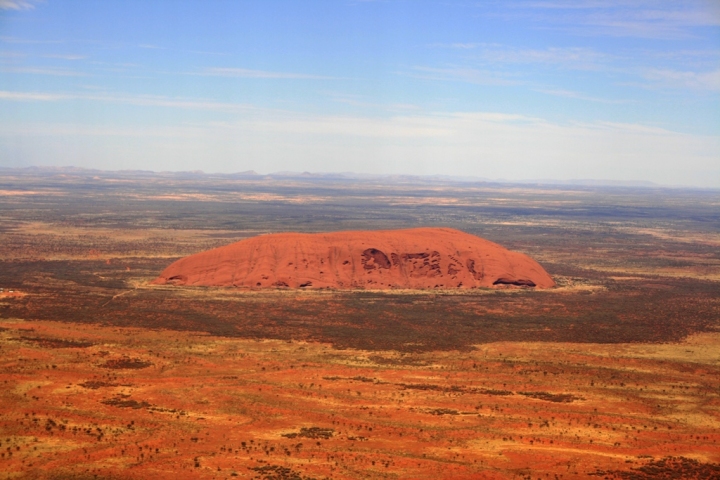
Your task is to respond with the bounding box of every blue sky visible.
[1,0,719,187]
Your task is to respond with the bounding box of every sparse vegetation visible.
[594,456,720,479]
[282,427,334,440]
[0,170,718,479]
[101,397,152,409]
[100,357,152,370]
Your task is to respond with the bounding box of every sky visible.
[0,0,719,187]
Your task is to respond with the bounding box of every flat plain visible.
[0,169,719,479]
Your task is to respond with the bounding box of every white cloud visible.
[472,45,613,71]
[408,66,522,86]
[2,110,718,187]
[0,66,85,76]
[421,42,720,93]
[199,67,338,80]
[43,54,86,60]
[0,90,258,111]
[0,0,37,10]
[326,92,420,111]
[536,88,631,103]
[0,91,69,101]
[507,0,720,38]
[0,35,62,45]
[433,41,609,62]
[449,43,480,49]
[642,68,720,92]
[86,93,257,111]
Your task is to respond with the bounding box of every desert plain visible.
[0,169,719,479]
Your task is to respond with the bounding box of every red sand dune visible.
[152,227,555,289]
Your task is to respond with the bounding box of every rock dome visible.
[152,227,555,289]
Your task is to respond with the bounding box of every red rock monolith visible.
[152,227,555,289]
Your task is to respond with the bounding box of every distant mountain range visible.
[0,165,680,189]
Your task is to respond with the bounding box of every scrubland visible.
[0,169,718,479]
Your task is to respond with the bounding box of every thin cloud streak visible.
[536,88,631,104]
[421,42,720,93]
[42,54,87,60]
[0,90,260,112]
[326,92,420,111]
[0,66,86,76]
[0,91,69,101]
[89,94,255,111]
[198,67,339,80]
[504,0,720,39]
[0,122,208,139]
[0,35,62,45]
[408,66,523,86]
[474,46,613,70]
[642,68,720,92]
[0,0,37,10]
[439,43,614,68]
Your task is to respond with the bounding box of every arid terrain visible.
[0,168,719,479]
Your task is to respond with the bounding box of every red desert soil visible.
[2,319,719,480]
[152,227,555,290]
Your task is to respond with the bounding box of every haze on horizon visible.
[0,0,719,188]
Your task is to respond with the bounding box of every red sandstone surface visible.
[152,227,555,289]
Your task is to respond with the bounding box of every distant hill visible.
[0,165,694,190]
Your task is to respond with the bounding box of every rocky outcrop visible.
[152,228,555,289]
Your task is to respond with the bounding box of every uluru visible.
[152,227,555,290]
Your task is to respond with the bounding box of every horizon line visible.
[2,165,718,191]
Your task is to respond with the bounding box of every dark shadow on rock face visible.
[362,248,391,270]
